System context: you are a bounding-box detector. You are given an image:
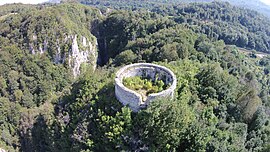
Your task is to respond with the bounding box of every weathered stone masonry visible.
[115,63,177,112]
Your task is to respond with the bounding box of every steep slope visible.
[0,3,101,77]
[155,1,270,53]
[220,0,270,18]
[0,3,104,151]
[80,0,270,53]
[192,0,270,17]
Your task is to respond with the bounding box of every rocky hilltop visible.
[0,3,100,77]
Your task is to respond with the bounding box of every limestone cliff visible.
[0,148,6,152]
[0,3,102,77]
[29,34,98,77]
[69,35,97,77]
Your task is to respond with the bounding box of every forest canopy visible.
[0,1,269,152]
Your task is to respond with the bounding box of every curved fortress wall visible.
[115,63,177,112]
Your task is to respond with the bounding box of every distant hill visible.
[76,0,270,17]
[46,0,61,3]
[75,0,270,53]
[225,0,270,18]
[191,0,270,18]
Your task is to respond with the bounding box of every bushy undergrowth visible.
[123,76,167,95]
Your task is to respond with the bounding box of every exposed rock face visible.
[29,34,98,77]
[0,148,6,152]
[69,35,97,77]
[54,45,62,64]
[30,35,48,55]
[115,63,177,112]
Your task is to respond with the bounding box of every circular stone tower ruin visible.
[115,63,177,112]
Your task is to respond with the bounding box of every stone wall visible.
[115,63,177,112]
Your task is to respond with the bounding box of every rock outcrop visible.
[3,3,103,78]
[0,148,6,152]
[29,34,98,77]
[68,35,98,77]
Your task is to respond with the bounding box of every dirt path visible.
[237,47,269,58]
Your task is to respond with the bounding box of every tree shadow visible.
[48,80,124,151]
[20,114,54,152]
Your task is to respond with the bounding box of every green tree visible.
[237,89,262,123]
[135,97,195,151]
[114,49,137,65]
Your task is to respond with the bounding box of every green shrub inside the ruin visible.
[123,76,169,95]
